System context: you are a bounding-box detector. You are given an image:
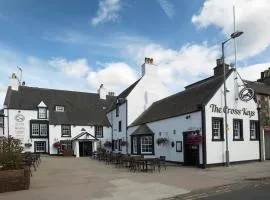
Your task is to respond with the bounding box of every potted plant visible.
[24,143,32,148]
[53,141,61,149]
[156,137,169,146]
[121,141,127,146]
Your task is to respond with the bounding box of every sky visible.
[1,0,270,106]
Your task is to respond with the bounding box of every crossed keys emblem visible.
[239,87,255,102]
[15,114,25,122]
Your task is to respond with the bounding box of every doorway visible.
[79,141,93,157]
[183,131,200,166]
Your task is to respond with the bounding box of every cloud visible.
[156,0,175,19]
[87,62,138,92]
[238,63,270,81]
[91,0,121,26]
[192,0,270,60]
[48,58,90,78]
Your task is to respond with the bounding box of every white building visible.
[106,57,169,154]
[2,74,114,157]
[128,59,260,167]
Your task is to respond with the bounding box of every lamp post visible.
[222,31,243,167]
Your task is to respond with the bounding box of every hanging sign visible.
[239,87,254,102]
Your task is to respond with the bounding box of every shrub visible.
[0,137,24,170]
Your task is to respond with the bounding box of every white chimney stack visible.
[9,73,19,91]
[141,57,157,77]
[98,84,106,100]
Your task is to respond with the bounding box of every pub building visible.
[128,59,260,167]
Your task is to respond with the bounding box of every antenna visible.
[17,66,23,86]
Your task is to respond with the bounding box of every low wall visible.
[0,168,30,193]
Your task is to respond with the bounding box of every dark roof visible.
[107,78,141,112]
[130,124,154,135]
[131,69,234,126]
[4,86,114,126]
[244,80,270,95]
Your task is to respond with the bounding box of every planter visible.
[0,168,30,193]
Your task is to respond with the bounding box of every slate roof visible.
[4,86,115,126]
[107,78,141,112]
[130,124,154,135]
[244,80,270,95]
[130,69,234,126]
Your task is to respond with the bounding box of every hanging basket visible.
[24,143,32,148]
[53,142,61,149]
[156,137,169,146]
[104,141,112,148]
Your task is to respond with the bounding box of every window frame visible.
[30,120,49,138]
[140,136,153,154]
[212,117,224,141]
[55,105,65,112]
[95,126,103,138]
[0,115,4,128]
[34,141,46,153]
[118,121,122,132]
[176,141,182,152]
[118,139,122,151]
[233,119,244,141]
[37,107,47,119]
[61,125,71,137]
[132,137,137,154]
[250,120,259,141]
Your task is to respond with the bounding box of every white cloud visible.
[48,58,90,78]
[87,62,138,93]
[156,0,175,19]
[91,0,121,26]
[192,0,270,60]
[238,63,270,81]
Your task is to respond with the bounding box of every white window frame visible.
[55,106,65,112]
[212,119,221,140]
[61,125,71,137]
[141,136,153,154]
[233,119,243,140]
[250,121,257,140]
[39,124,48,136]
[32,123,40,136]
[133,137,137,154]
[35,142,46,153]
[95,126,103,138]
[38,107,47,119]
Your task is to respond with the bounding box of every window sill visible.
[61,135,71,137]
[233,139,244,141]
[30,135,48,138]
[212,139,225,142]
[250,138,259,141]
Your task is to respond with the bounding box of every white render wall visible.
[128,111,202,163]
[127,75,169,126]
[205,71,260,164]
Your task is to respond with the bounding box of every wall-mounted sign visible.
[15,114,25,122]
[210,104,255,118]
[239,87,254,102]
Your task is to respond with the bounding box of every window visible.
[116,105,119,117]
[118,121,122,132]
[60,141,72,151]
[38,107,47,119]
[55,106,65,112]
[61,125,71,137]
[233,119,243,141]
[176,141,182,152]
[114,140,118,150]
[30,121,48,137]
[95,126,103,138]
[0,116,3,128]
[212,117,224,141]
[35,141,46,153]
[119,139,122,151]
[133,137,137,154]
[141,136,153,154]
[250,121,259,140]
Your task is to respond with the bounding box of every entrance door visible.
[79,141,93,157]
[183,132,200,166]
[265,132,270,160]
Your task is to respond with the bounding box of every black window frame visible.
[131,134,155,155]
[95,126,103,138]
[0,115,4,128]
[30,120,49,138]
[250,120,259,141]
[118,121,122,132]
[212,117,224,141]
[118,139,122,151]
[116,105,119,117]
[61,125,71,137]
[37,107,47,119]
[34,141,46,153]
[233,119,244,141]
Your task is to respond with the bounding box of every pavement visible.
[0,156,270,200]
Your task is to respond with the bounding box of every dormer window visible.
[55,106,65,112]
[38,108,47,119]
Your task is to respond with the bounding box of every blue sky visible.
[1,0,270,105]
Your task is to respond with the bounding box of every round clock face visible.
[15,114,25,122]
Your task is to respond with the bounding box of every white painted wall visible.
[128,111,202,163]
[205,70,260,164]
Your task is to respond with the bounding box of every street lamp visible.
[222,31,243,167]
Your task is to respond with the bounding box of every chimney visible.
[213,58,229,76]
[98,84,106,100]
[258,68,270,85]
[141,57,157,77]
[8,73,19,91]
